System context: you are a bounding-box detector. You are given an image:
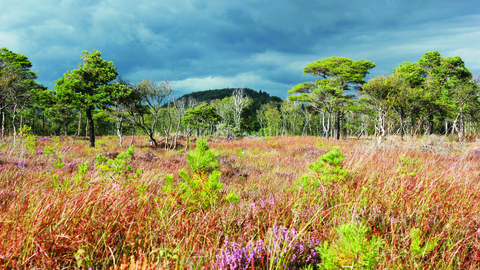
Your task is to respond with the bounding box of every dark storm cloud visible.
[1,0,479,98]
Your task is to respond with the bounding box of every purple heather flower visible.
[39,136,51,142]
[216,226,320,269]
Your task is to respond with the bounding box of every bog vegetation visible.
[1,47,480,269]
[0,134,480,269]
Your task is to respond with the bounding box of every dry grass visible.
[0,135,479,269]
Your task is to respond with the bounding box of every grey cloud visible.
[1,0,478,98]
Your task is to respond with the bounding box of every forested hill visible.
[176,88,282,103]
[176,88,283,131]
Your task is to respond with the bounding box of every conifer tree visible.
[54,50,119,147]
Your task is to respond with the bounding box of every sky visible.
[1,0,479,99]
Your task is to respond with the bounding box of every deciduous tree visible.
[125,79,174,147]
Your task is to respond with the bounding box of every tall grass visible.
[0,135,479,269]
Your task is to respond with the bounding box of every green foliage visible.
[52,157,65,168]
[318,222,383,270]
[21,125,37,150]
[289,57,375,100]
[163,139,237,210]
[182,103,221,131]
[54,50,118,110]
[95,145,140,182]
[178,88,273,103]
[1,48,43,140]
[215,123,236,137]
[303,57,376,85]
[289,56,375,139]
[43,146,56,157]
[225,192,240,203]
[178,168,223,209]
[410,228,438,258]
[123,78,172,147]
[52,174,70,191]
[0,47,38,92]
[75,161,89,182]
[186,139,219,174]
[362,74,403,103]
[179,88,282,133]
[394,51,473,134]
[236,148,244,158]
[54,50,119,147]
[74,248,88,269]
[0,48,36,77]
[397,154,420,177]
[298,147,350,188]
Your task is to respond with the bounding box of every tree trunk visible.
[32,115,35,135]
[163,110,173,150]
[334,112,341,140]
[459,111,464,141]
[71,114,80,149]
[129,123,135,147]
[86,106,95,147]
[173,117,182,150]
[117,115,124,148]
[163,126,169,150]
[410,117,415,137]
[185,132,190,152]
[377,109,386,143]
[148,132,158,147]
[427,110,434,135]
[0,108,2,140]
[1,110,5,139]
[42,113,45,135]
[77,112,82,136]
[64,118,68,136]
[19,114,23,137]
[322,113,330,139]
[12,104,17,146]
[400,116,405,140]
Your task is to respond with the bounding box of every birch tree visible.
[232,88,251,133]
[125,79,174,147]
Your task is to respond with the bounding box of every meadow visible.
[0,134,479,269]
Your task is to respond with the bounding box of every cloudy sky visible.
[1,0,479,99]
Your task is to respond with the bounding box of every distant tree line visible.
[289,52,480,142]
[1,47,479,148]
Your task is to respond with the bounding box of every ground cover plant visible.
[0,134,480,269]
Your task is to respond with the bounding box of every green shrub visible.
[52,156,65,168]
[74,160,89,183]
[410,227,438,258]
[95,145,141,182]
[21,125,37,150]
[164,139,238,210]
[318,222,383,269]
[397,154,420,177]
[298,146,350,189]
[43,146,57,157]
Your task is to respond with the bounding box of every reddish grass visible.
[0,135,479,269]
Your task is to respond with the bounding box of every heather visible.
[0,135,480,269]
